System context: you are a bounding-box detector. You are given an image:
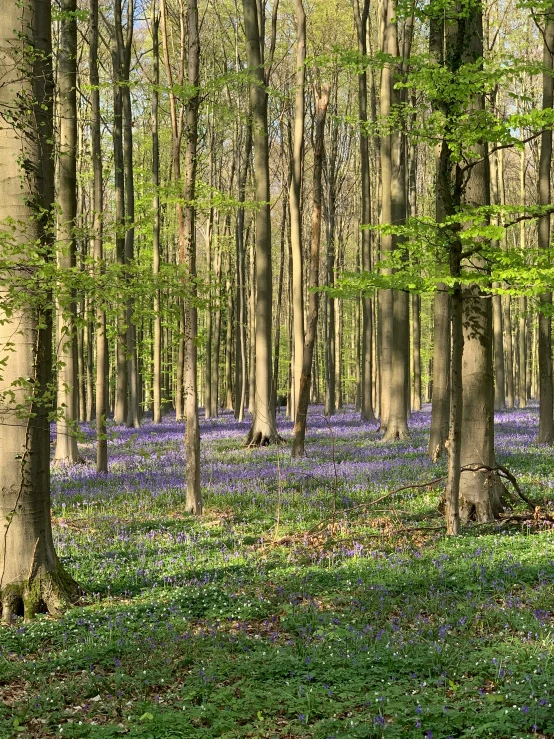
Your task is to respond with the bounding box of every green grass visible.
[1,407,554,738]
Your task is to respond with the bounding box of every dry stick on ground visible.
[267,462,535,547]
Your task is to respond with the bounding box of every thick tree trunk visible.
[538,10,554,443]
[292,84,329,457]
[0,0,80,620]
[243,0,279,445]
[54,0,80,464]
[183,0,202,513]
[458,4,502,523]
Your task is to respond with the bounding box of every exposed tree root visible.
[245,429,285,447]
[1,564,81,624]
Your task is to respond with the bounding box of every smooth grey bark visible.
[234,125,251,421]
[243,0,279,445]
[289,0,305,420]
[457,2,502,523]
[0,0,80,620]
[489,150,505,410]
[498,149,514,409]
[151,0,162,425]
[519,296,527,408]
[54,0,80,464]
[292,84,329,457]
[183,0,202,514]
[273,160,288,415]
[428,16,450,460]
[355,0,376,423]
[412,294,422,411]
[378,0,394,433]
[537,8,554,443]
[211,238,222,416]
[111,7,127,425]
[90,0,107,472]
[225,247,234,410]
[382,0,410,441]
[113,0,139,429]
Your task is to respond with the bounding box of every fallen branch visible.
[307,475,448,535]
[460,463,536,511]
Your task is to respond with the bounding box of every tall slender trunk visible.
[225,248,234,410]
[115,0,139,429]
[54,0,80,464]
[378,0,394,432]
[234,125,252,420]
[91,0,107,472]
[183,0,202,514]
[243,0,279,445]
[273,168,288,414]
[489,148,505,410]
[152,0,162,425]
[355,0,376,422]
[292,84,329,457]
[111,8,127,425]
[538,9,554,443]
[498,149,514,409]
[289,0,305,419]
[211,239,222,415]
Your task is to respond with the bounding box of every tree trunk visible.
[458,3,502,523]
[111,11,127,425]
[225,248,234,410]
[243,0,279,445]
[289,0,305,421]
[489,149,505,410]
[382,0,409,441]
[519,296,527,408]
[182,0,202,513]
[355,0,376,423]
[234,125,251,421]
[152,0,162,425]
[91,0,107,472]
[538,8,554,443]
[54,0,80,464]
[0,0,80,620]
[211,240,222,416]
[292,84,329,457]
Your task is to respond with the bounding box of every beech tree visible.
[0,0,79,621]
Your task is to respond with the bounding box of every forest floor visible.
[2,405,554,738]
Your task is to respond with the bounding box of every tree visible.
[292,82,329,457]
[183,0,202,514]
[54,0,80,465]
[354,0,376,423]
[90,0,108,473]
[243,0,279,446]
[536,4,554,444]
[289,0,306,422]
[0,0,79,620]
